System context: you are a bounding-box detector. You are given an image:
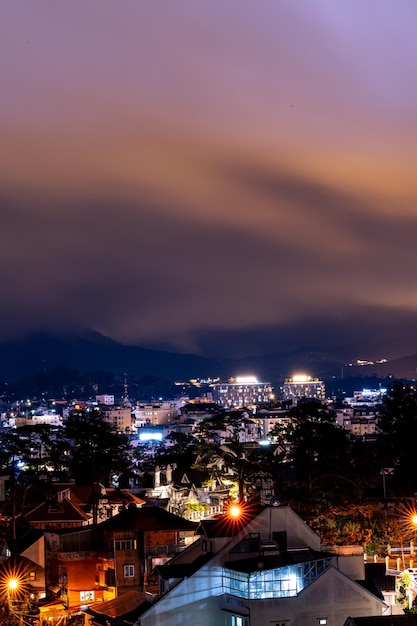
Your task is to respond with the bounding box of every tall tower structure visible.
[123,372,131,408]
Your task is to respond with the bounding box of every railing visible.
[322,545,364,556]
[57,550,99,560]
[144,544,186,557]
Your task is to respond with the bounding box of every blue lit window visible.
[124,564,135,578]
[223,558,332,600]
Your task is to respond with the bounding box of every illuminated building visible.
[101,407,132,433]
[42,507,196,611]
[96,394,115,406]
[132,401,180,428]
[140,506,386,626]
[212,376,273,408]
[281,374,325,403]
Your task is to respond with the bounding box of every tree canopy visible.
[54,408,132,486]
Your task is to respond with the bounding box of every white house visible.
[138,506,388,626]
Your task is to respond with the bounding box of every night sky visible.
[2,1,417,358]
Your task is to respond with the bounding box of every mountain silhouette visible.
[0,330,416,383]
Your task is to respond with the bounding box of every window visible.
[80,591,94,602]
[230,616,248,626]
[223,557,332,600]
[115,539,137,550]
[318,620,327,625]
[29,572,36,581]
[124,564,135,578]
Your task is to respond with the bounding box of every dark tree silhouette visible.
[376,380,417,493]
[56,408,132,486]
[268,400,355,503]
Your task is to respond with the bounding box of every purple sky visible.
[2,1,417,357]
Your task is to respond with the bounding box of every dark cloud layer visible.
[1,2,417,358]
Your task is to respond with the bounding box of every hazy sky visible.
[2,1,417,357]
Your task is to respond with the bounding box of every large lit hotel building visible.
[211,376,273,408]
[281,374,326,403]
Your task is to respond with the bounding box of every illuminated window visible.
[223,558,332,600]
[124,564,135,578]
[29,572,36,581]
[318,619,327,625]
[80,591,94,602]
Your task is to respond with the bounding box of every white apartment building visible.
[131,401,180,429]
[212,377,273,408]
[281,374,326,402]
[335,406,378,441]
[253,408,290,439]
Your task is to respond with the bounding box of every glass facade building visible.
[223,557,333,600]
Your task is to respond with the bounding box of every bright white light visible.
[235,376,258,383]
[259,439,270,446]
[228,504,242,518]
[139,432,163,442]
[292,374,310,382]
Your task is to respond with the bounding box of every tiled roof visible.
[86,590,150,619]
[101,506,197,532]
[224,549,331,573]
[155,553,213,579]
[352,579,385,601]
[24,497,91,524]
[103,488,145,506]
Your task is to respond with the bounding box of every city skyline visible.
[2,2,417,359]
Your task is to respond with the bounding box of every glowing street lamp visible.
[228,504,243,519]
[0,569,30,625]
[7,578,19,592]
[410,514,417,553]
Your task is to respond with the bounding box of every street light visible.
[0,566,34,626]
[228,504,243,519]
[8,578,19,592]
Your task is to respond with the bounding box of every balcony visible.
[144,544,186,557]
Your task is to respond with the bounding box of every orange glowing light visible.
[0,562,31,603]
[228,504,242,519]
[397,502,417,539]
[8,578,19,591]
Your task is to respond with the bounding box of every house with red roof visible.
[43,506,197,612]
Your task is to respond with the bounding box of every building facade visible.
[212,377,273,408]
[281,375,326,403]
